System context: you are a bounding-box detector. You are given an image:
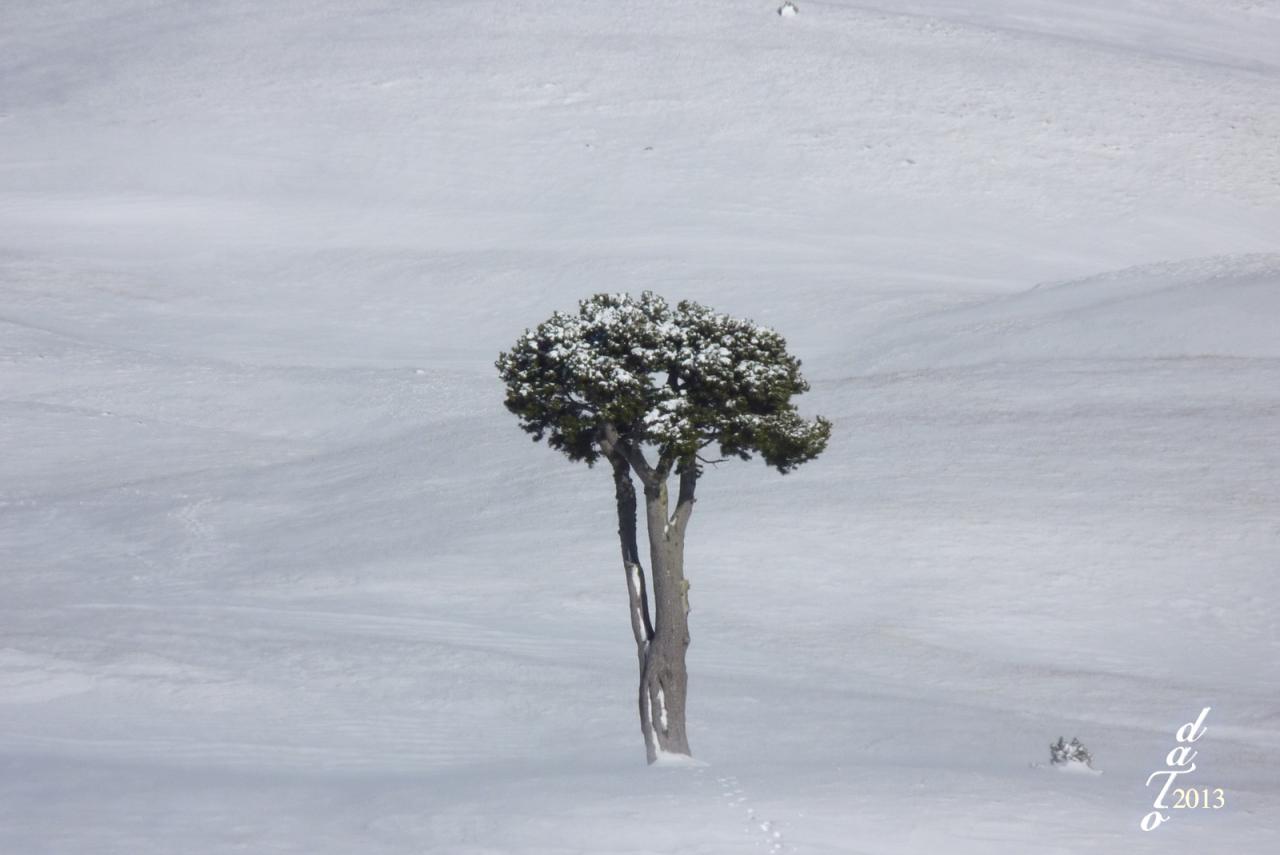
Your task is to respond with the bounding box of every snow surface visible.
[2,0,1279,853]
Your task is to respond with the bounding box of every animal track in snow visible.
[713,773,787,853]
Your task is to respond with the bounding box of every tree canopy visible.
[496,292,831,474]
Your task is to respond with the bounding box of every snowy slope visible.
[2,1,1279,853]
[858,254,1280,368]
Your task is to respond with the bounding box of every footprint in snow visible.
[713,774,786,852]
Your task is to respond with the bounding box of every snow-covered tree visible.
[497,292,831,763]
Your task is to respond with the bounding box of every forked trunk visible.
[640,501,692,760]
[607,447,696,764]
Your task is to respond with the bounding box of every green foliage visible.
[496,292,831,472]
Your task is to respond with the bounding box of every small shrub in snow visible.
[778,2,799,17]
[1050,737,1093,768]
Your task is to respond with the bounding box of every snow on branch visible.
[496,292,830,472]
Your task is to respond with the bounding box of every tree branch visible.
[608,448,654,648]
[600,422,659,488]
[654,449,675,484]
[669,464,698,533]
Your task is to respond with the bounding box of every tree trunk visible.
[605,443,697,764]
[609,453,656,754]
[639,468,695,761]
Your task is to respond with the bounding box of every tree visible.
[496,292,830,764]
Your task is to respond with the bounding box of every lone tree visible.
[496,292,830,763]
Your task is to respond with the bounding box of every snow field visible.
[2,1,1279,852]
